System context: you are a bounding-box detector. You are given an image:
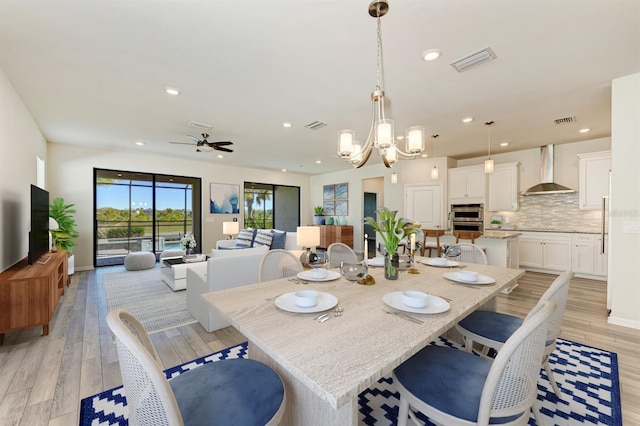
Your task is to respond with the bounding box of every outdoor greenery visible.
[244,188,273,229]
[105,227,145,238]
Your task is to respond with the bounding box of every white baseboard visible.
[608,315,640,330]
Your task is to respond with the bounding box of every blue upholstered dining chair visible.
[455,270,574,400]
[392,301,556,426]
[106,309,286,426]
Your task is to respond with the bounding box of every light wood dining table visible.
[202,257,524,425]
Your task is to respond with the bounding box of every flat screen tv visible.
[28,184,50,264]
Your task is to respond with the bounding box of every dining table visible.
[201,256,525,425]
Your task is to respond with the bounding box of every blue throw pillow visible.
[270,231,287,249]
[236,228,256,248]
[253,229,274,248]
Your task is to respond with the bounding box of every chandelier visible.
[337,0,425,168]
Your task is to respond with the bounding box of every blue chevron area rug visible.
[80,338,621,426]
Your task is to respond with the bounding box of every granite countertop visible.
[479,230,522,239]
[507,228,602,234]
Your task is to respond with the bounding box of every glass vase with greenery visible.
[364,207,418,279]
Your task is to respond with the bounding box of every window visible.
[244,182,300,232]
[94,169,201,267]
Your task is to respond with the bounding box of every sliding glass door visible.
[244,182,300,232]
[94,169,201,267]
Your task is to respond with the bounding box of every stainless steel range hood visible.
[520,144,575,195]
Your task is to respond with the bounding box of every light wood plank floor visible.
[0,268,637,425]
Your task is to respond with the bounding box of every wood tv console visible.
[0,251,68,345]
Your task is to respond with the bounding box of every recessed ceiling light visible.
[135,141,144,146]
[282,122,292,128]
[579,128,590,133]
[500,142,509,147]
[217,154,224,159]
[165,87,180,96]
[422,49,442,62]
[396,135,404,140]
[421,154,428,158]
[462,117,473,123]
[316,160,322,164]
[282,169,287,172]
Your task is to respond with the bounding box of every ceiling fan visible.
[170,133,234,153]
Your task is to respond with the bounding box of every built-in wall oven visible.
[450,203,484,232]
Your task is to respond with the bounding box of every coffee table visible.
[161,255,207,291]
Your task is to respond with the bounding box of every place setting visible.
[273,289,339,315]
[420,257,460,268]
[442,269,496,285]
[382,290,451,320]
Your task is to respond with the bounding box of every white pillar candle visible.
[364,233,368,260]
[411,234,416,251]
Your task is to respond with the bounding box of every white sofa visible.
[186,247,268,332]
[216,231,299,250]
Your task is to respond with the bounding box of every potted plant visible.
[313,206,325,225]
[49,197,79,274]
[364,207,418,279]
[490,219,502,229]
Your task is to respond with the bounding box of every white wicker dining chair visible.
[106,309,285,426]
[456,270,574,399]
[327,242,358,269]
[392,301,556,426]
[258,249,303,282]
[445,243,488,265]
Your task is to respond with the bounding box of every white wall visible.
[608,73,640,329]
[47,143,311,271]
[0,67,48,272]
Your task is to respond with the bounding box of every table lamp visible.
[222,221,240,240]
[296,226,320,267]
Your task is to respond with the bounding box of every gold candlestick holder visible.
[408,249,420,274]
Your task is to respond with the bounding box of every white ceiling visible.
[1,0,639,175]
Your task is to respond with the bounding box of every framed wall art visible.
[210,183,240,214]
[322,182,349,216]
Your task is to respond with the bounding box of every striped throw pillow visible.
[253,229,274,248]
[236,228,256,248]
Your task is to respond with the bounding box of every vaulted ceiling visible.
[1,0,639,174]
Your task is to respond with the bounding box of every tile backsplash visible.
[492,193,603,233]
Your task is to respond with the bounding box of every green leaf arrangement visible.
[363,207,418,255]
[49,197,79,256]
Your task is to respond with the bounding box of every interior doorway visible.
[363,192,377,259]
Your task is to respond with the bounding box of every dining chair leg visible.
[533,402,546,426]
[544,359,562,398]
[462,336,475,353]
[397,397,410,426]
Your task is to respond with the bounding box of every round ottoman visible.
[124,251,156,271]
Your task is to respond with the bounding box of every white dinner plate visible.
[366,257,385,267]
[442,272,496,285]
[420,258,459,268]
[275,292,338,313]
[296,269,341,282]
[382,292,450,314]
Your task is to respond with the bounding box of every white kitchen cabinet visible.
[519,232,571,272]
[487,162,519,211]
[571,233,608,278]
[449,165,485,203]
[577,151,611,210]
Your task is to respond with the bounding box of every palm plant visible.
[49,197,79,255]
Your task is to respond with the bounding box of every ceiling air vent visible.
[304,121,327,130]
[450,47,497,73]
[553,116,576,125]
[188,121,213,129]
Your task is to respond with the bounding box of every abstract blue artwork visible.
[210,183,240,214]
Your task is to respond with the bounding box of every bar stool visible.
[453,230,483,244]
[420,229,445,257]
